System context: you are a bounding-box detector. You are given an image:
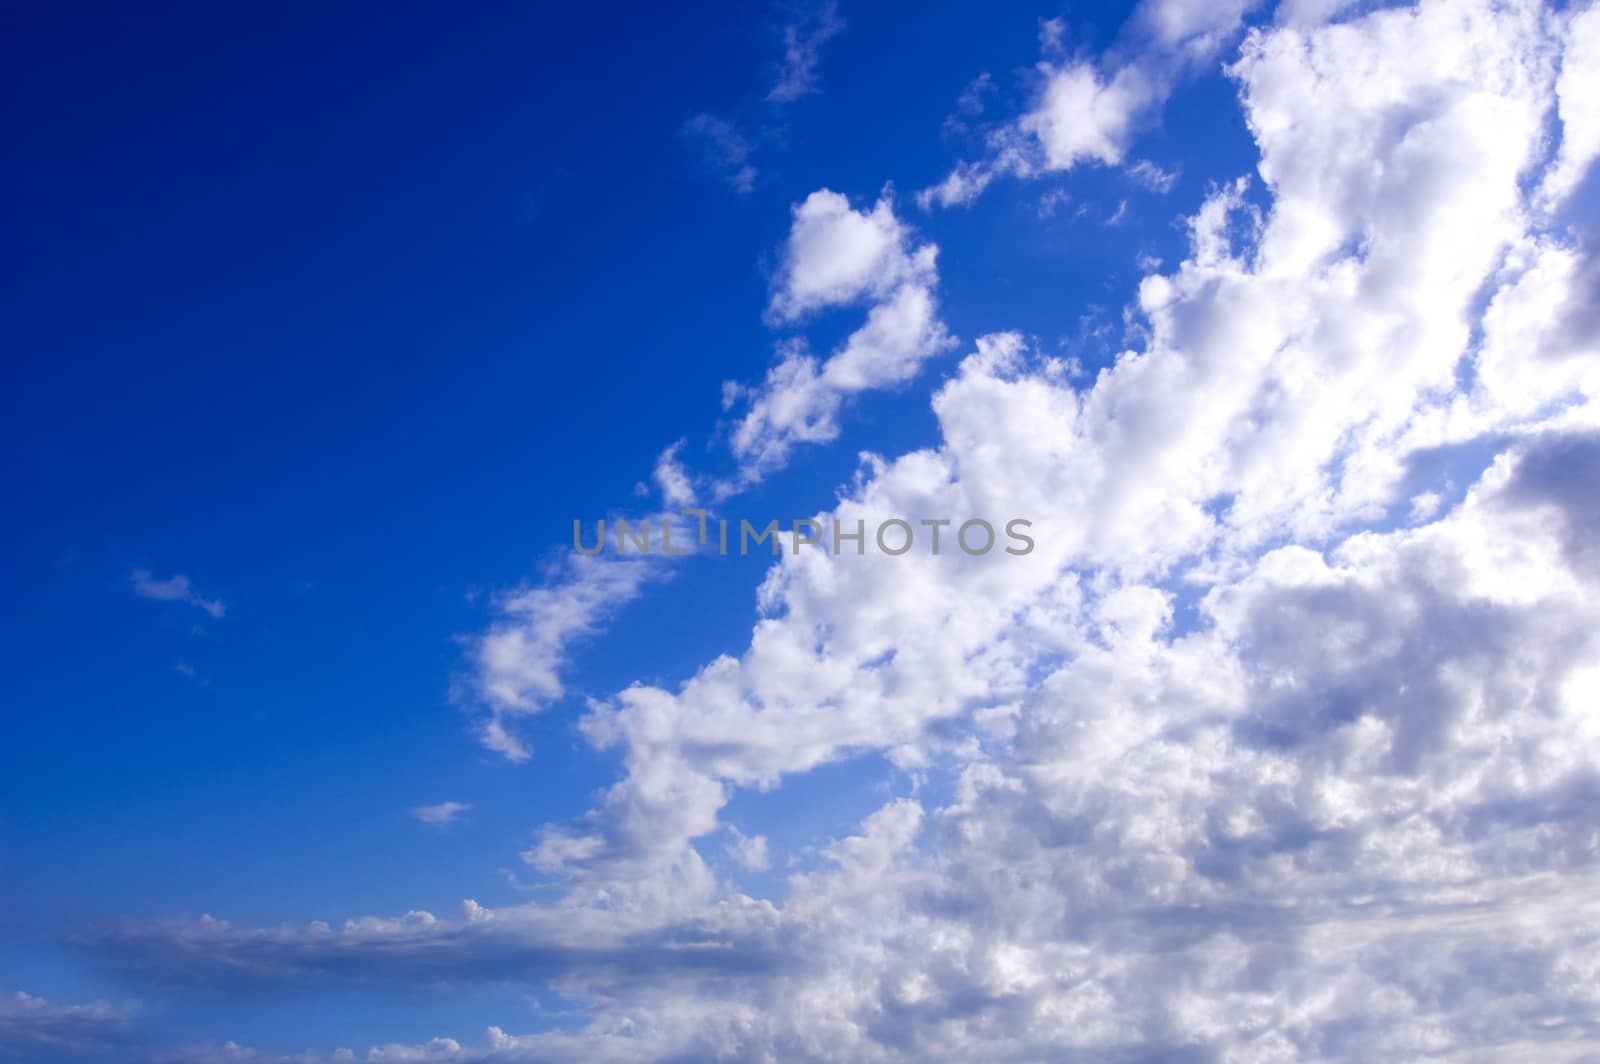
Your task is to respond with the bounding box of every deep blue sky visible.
[2,1,1258,1051]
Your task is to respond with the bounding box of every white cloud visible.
[1022,62,1155,171]
[921,0,1260,208]
[129,569,225,619]
[461,188,954,755]
[729,189,954,484]
[1137,0,1262,58]
[490,0,1597,1054]
[651,440,698,507]
[724,826,770,872]
[534,192,951,723]
[1126,158,1179,192]
[465,554,656,760]
[1538,2,1600,211]
[918,159,1001,211]
[411,802,471,827]
[768,0,844,104]
[1274,0,1362,27]
[0,991,138,1058]
[766,189,930,322]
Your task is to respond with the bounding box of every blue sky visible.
[5,1,1600,1061]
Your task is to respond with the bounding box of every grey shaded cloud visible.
[0,992,141,1062]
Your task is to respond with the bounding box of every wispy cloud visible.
[921,0,1259,208]
[681,113,756,194]
[129,569,225,619]
[411,801,472,827]
[768,0,844,104]
[652,439,699,507]
[682,2,844,196]
[465,554,656,760]
[1126,158,1178,193]
[0,991,139,1059]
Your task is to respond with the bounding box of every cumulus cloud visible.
[68,0,1600,1060]
[727,189,954,485]
[129,569,225,619]
[764,189,930,322]
[459,190,951,747]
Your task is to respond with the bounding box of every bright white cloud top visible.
[729,188,954,486]
[24,0,1600,1060]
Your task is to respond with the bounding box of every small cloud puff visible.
[130,569,225,619]
[411,801,472,827]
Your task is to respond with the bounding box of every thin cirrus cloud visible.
[411,801,472,827]
[680,112,756,195]
[462,552,657,761]
[651,439,698,508]
[128,568,225,619]
[767,0,844,104]
[682,1,845,193]
[54,0,1600,1060]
